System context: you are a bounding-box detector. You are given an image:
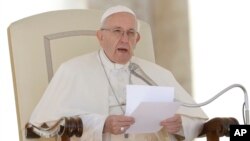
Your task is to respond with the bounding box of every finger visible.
[167,127,180,134]
[117,116,135,127]
[161,116,182,126]
[105,115,135,134]
[164,123,182,133]
[160,121,178,127]
[114,121,134,134]
[114,125,130,135]
[165,115,180,122]
[119,125,132,134]
[117,115,135,122]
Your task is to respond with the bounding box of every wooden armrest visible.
[26,116,239,141]
[199,117,239,141]
[25,116,83,140]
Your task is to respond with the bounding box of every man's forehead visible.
[103,13,137,30]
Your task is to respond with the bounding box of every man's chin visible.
[115,57,131,64]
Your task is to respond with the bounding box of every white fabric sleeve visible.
[161,115,205,141]
[180,115,206,141]
[76,113,107,141]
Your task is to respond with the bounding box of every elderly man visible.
[30,5,208,141]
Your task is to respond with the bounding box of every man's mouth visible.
[117,48,128,52]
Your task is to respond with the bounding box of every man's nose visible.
[120,32,129,42]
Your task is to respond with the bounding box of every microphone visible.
[128,62,249,124]
[129,62,157,86]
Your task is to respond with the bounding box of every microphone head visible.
[129,62,139,72]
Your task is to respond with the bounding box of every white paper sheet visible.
[126,101,181,133]
[125,85,175,115]
[125,85,180,134]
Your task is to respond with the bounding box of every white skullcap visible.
[101,5,136,24]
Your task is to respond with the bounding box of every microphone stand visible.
[129,63,249,124]
[181,84,249,125]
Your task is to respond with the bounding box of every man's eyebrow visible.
[115,27,137,31]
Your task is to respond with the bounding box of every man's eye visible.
[128,31,136,36]
[113,29,122,33]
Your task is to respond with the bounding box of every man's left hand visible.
[160,114,182,134]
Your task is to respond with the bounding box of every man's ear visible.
[136,32,141,43]
[96,30,103,42]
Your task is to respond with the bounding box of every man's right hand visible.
[103,115,135,134]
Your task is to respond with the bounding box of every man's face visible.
[97,12,140,64]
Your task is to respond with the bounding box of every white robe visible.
[30,49,208,141]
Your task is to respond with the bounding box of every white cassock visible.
[30,49,208,141]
